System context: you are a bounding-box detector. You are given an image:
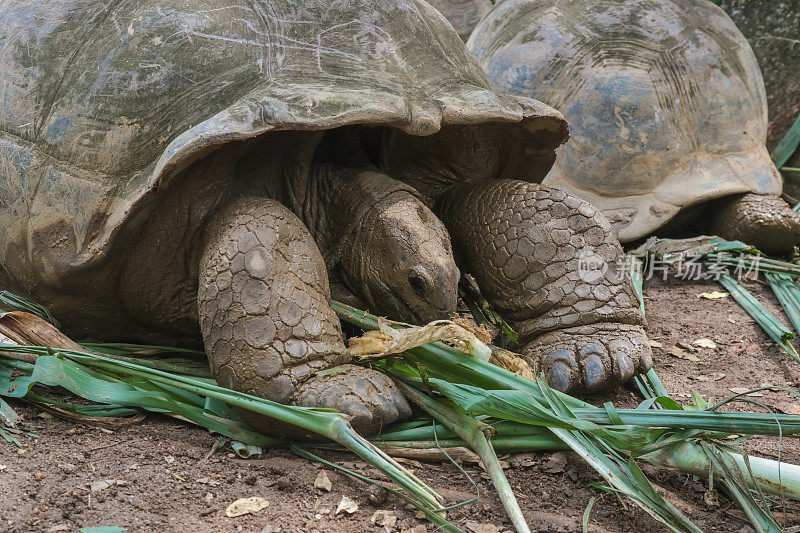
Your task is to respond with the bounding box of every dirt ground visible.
[1,275,800,533]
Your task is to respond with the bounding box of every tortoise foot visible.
[712,193,800,256]
[294,365,411,434]
[522,323,652,393]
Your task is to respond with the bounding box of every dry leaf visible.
[371,510,398,528]
[703,490,720,508]
[313,470,332,492]
[667,345,700,362]
[675,341,699,353]
[648,340,664,349]
[510,453,537,468]
[729,387,764,397]
[692,338,717,349]
[225,497,269,517]
[489,346,536,380]
[698,291,729,299]
[335,495,358,515]
[0,312,83,363]
[466,522,499,533]
[690,373,726,382]
[89,479,126,492]
[385,446,480,464]
[541,452,568,474]
[774,402,800,415]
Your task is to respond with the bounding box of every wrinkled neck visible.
[308,161,420,270]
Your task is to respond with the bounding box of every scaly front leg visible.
[198,197,410,436]
[436,179,652,393]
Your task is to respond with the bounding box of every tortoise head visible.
[340,192,459,325]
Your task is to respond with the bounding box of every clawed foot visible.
[294,364,412,434]
[712,193,800,256]
[522,323,652,393]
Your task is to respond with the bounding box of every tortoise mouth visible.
[385,288,455,325]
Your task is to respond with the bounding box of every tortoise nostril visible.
[408,266,432,297]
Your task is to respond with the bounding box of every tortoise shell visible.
[0,0,565,297]
[469,0,782,241]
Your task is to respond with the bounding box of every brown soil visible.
[1,276,799,533]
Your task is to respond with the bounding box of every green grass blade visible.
[766,272,800,337]
[0,291,58,326]
[396,382,531,533]
[0,396,18,427]
[0,345,444,517]
[772,112,800,168]
[716,273,800,363]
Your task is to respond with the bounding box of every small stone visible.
[58,463,75,474]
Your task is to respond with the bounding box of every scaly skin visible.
[437,179,652,393]
[711,193,800,256]
[198,197,410,435]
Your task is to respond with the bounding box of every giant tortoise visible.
[0,0,651,434]
[470,0,800,256]
[425,0,494,41]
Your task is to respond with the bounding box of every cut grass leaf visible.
[627,253,646,316]
[0,345,448,525]
[772,112,800,169]
[765,272,800,338]
[337,302,800,531]
[716,273,799,364]
[396,382,531,533]
[0,291,58,326]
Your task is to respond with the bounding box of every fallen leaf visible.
[698,291,729,299]
[675,341,699,353]
[692,338,717,349]
[667,345,700,362]
[466,522,498,533]
[690,373,726,382]
[225,497,269,518]
[89,479,126,492]
[774,402,800,415]
[370,510,397,528]
[509,453,537,468]
[335,495,358,515]
[541,452,567,474]
[703,489,720,508]
[401,526,428,533]
[648,340,664,349]
[314,470,332,492]
[729,387,764,397]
